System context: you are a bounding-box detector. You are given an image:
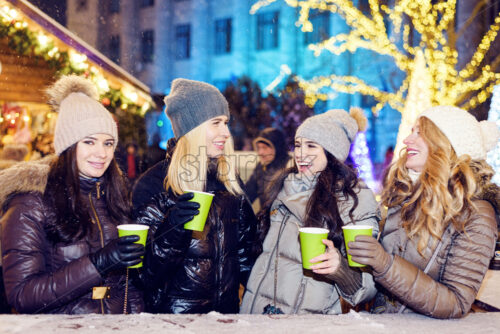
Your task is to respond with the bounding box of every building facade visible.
[65,0,500,163]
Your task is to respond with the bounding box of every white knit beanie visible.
[419,106,499,160]
[295,108,367,162]
[46,75,118,155]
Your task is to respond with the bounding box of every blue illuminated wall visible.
[144,0,401,163]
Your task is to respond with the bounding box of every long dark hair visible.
[44,144,131,244]
[258,151,360,250]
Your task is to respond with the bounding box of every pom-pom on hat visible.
[46,75,118,155]
[418,106,500,160]
[164,78,230,139]
[295,107,367,162]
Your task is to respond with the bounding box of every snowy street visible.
[1,311,500,334]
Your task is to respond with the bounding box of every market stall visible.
[0,0,153,156]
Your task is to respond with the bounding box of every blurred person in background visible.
[244,127,290,209]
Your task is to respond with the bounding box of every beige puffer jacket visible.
[373,191,498,318]
[240,174,380,314]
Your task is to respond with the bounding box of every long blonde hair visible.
[165,121,243,196]
[381,116,487,254]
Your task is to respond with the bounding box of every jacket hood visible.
[476,182,500,215]
[0,155,55,208]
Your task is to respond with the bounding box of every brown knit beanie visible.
[164,78,230,139]
[46,75,118,155]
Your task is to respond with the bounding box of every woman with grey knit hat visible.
[131,78,257,313]
[348,106,500,318]
[0,75,144,314]
[240,108,380,314]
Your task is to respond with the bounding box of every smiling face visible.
[294,137,327,175]
[205,115,231,158]
[76,133,115,178]
[403,123,429,172]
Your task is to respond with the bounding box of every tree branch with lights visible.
[252,0,500,113]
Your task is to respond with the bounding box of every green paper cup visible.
[342,225,373,267]
[299,227,329,269]
[117,224,149,268]
[183,190,214,231]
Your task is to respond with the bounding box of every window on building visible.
[215,18,232,54]
[77,0,87,11]
[109,0,120,14]
[141,30,154,63]
[140,0,155,8]
[304,10,330,44]
[110,0,120,14]
[256,11,279,50]
[176,24,191,59]
[109,35,120,64]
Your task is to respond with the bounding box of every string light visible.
[0,0,152,115]
[487,85,500,185]
[253,0,500,114]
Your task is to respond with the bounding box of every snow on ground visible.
[1,311,500,334]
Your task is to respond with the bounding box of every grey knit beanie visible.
[164,78,230,138]
[295,108,367,162]
[47,75,118,155]
[419,105,499,160]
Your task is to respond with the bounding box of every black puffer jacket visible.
[132,141,257,313]
[0,157,143,314]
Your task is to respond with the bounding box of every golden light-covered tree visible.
[251,0,500,114]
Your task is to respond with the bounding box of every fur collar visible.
[0,155,56,207]
[476,182,500,214]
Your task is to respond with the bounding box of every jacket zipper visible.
[212,205,223,308]
[88,182,105,314]
[292,278,307,314]
[249,211,291,313]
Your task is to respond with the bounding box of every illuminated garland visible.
[487,85,500,185]
[252,0,500,113]
[0,2,150,115]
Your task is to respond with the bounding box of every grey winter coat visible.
[372,186,499,318]
[240,174,380,314]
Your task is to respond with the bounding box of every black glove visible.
[89,235,145,276]
[155,192,200,239]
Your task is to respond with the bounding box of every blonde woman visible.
[348,106,500,318]
[132,79,257,314]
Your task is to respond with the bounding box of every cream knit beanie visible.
[419,106,499,160]
[46,75,118,155]
[295,107,367,162]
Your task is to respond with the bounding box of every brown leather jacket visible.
[373,194,498,318]
[0,157,143,314]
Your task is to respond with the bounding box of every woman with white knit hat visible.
[240,108,380,314]
[0,75,144,314]
[348,105,500,318]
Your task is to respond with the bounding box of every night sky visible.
[27,0,67,26]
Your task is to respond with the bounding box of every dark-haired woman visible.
[240,108,380,314]
[0,75,144,314]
